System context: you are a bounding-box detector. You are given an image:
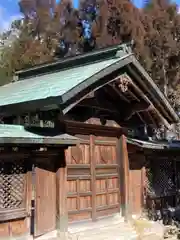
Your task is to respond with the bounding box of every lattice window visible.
[0,160,26,210]
[146,158,175,198]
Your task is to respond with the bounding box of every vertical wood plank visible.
[34,162,56,237]
[56,150,68,239]
[118,135,130,220]
[90,135,96,221]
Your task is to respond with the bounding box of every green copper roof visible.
[0,124,79,145]
[0,53,130,107]
[0,44,178,124]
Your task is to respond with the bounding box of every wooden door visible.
[34,157,56,237]
[66,140,92,222]
[95,137,120,218]
[66,135,120,222]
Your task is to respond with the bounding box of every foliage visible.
[143,0,180,100]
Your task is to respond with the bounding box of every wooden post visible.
[118,135,130,221]
[26,169,32,236]
[56,150,68,240]
[90,135,96,221]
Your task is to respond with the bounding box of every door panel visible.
[95,142,120,218]
[67,142,92,222]
[67,136,120,222]
[34,164,56,236]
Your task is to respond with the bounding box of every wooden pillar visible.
[26,168,32,236]
[118,135,130,221]
[56,150,68,240]
[90,135,96,221]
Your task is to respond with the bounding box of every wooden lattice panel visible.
[0,160,26,210]
[146,158,175,197]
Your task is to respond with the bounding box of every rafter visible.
[108,83,130,103]
[128,79,170,129]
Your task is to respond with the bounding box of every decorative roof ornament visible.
[118,74,129,92]
[117,40,134,55]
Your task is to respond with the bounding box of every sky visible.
[0,0,179,33]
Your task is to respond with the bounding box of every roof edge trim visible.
[130,56,179,124]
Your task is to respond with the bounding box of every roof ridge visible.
[14,44,132,80]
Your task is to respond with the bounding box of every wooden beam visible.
[94,89,124,115]
[146,111,158,128]
[125,89,140,102]
[63,119,128,137]
[103,85,150,122]
[124,102,150,121]
[137,112,146,125]
[77,103,119,114]
[56,150,68,240]
[118,135,130,221]
[129,80,171,129]
[108,83,130,103]
[127,65,175,124]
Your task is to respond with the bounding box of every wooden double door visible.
[66,135,121,222]
[33,136,121,236]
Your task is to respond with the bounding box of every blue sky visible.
[0,0,179,32]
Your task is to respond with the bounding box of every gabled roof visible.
[0,44,178,125]
[0,56,128,107]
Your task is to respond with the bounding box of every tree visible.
[142,0,180,100]
[2,0,147,74]
[6,0,83,70]
[79,0,146,55]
